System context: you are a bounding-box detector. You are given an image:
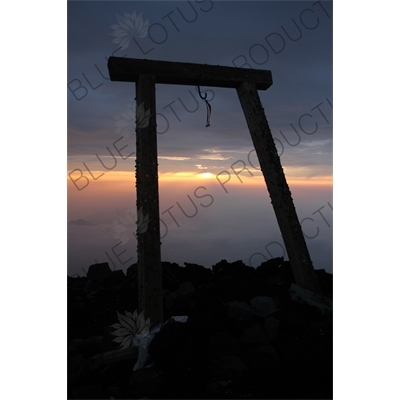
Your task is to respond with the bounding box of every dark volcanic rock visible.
[315,268,333,297]
[161,261,185,291]
[86,262,111,281]
[212,355,248,379]
[130,367,163,396]
[68,258,333,399]
[107,386,123,398]
[240,325,269,347]
[126,263,138,277]
[264,316,281,340]
[255,257,295,294]
[83,336,104,358]
[183,262,212,288]
[67,338,85,360]
[226,301,255,322]
[148,319,191,372]
[101,269,126,288]
[208,332,243,357]
[70,384,107,399]
[67,275,87,289]
[212,259,255,281]
[255,257,284,279]
[83,280,101,294]
[250,295,278,318]
[166,281,196,310]
[67,353,86,386]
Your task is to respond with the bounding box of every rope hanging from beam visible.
[197,86,211,127]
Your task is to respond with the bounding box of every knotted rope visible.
[197,86,211,127]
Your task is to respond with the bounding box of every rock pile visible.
[68,258,332,399]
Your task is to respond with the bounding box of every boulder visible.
[315,269,333,296]
[68,353,86,385]
[289,283,333,315]
[255,257,284,279]
[68,339,85,360]
[240,325,269,347]
[67,276,87,289]
[183,262,212,287]
[166,281,196,309]
[148,319,191,371]
[83,336,104,357]
[264,316,280,340]
[130,367,163,395]
[86,262,112,281]
[101,269,126,288]
[161,262,185,291]
[212,259,229,273]
[255,258,294,290]
[250,296,278,318]
[107,386,123,398]
[212,259,255,281]
[250,344,279,361]
[226,301,254,322]
[126,263,138,277]
[70,384,107,399]
[83,280,101,294]
[212,355,248,379]
[208,332,243,357]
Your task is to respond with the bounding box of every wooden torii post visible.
[107,57,320,325]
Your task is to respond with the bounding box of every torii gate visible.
[107,56,320,325]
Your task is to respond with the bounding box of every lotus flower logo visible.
[114,102,151,139]
[136,207,151,234]
[114,103,136,139]
[110,12,149,50]
[136,101,152,129]
[113,207,150,245]
[111,310,151,349]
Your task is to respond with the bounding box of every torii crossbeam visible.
[107,56,320,325]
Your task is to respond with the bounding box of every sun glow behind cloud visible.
[67,167,332,191]
[67,167,332,216]
[68,167,332,275]
[198,172,214,179]
[159,171,216,180]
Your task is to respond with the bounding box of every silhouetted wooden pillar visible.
[135,75,163,325]
[237,81,320,292]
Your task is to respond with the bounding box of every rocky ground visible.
[68,258,333,399]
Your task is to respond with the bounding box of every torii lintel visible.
[107,56,273,90]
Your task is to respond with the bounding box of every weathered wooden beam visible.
[136,74,163,325]
[237,81,320,293]
[108,57,273,90]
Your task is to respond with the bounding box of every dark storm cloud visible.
[68,1,332,169]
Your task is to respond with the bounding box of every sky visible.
[67,0,333,276]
